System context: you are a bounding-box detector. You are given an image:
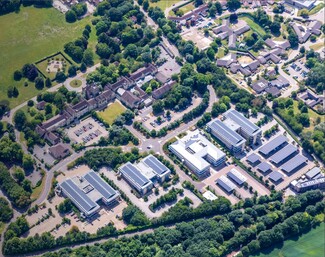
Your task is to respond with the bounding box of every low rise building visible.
[169,130,226,177]
[49,143,70,159]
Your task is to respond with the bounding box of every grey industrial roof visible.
[217,175,237,192]
[60,179,98,214]
[270,144,298,165]
[208,119,245,146]
[259,135,288,156]
[246,153,261,164]
[142,155,169,176]
[225,109,260,135]
[120,163,151,187]
[257,162,272,173]
[298,177,325,189]
[227,168,247,185]
[269,171,283,182]
[305,167,321,179]
[280,155,307,173]
[84,171,118,201]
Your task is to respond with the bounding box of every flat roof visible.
[258,135,288,156]
[217,175,237,192]
[280,155,307,173]
[83,171,118,201]
[270,144,298,165]
[203,190,218,201]
[257,162,272,173]
[227,168,247,185]
[225,109,260,136]
[246,153,261,164]
[305,167,321,179]
[269,171,283,182]
[208,119,246,146]
[142,155,169,176]
[60,179,99,216]
[120,162,151,188]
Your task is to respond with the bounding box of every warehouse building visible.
[59,170,120,217]
[207,119,246,153]
[217,175,237,193]
[269,170,284,183]
[246,153,261,166]
[257,162,272,173]
[280,154,307,173]
[169,130,226,177]
[227,168,247,185]
[224,109,262,145]
[119,162,153,195]
[258,135,288,157]
[269,144,298,166]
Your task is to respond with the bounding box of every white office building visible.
[169,130,226,177]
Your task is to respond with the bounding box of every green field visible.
[253,223,325,257]
[239,16,266,37]
[0,6,97,108]
[150,0,181,11]
[97,101,126,125]
[70,79,83,88]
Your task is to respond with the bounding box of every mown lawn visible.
[253,223,325,257]
[97,101,126,125]
[0,6,97,108]
[150,0,181,11]
[179,2,195,14]
[239,16,266,37]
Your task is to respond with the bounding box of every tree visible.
[35,77,44,90]
[13,110,27,131]
[68,65,77,77]
[82,49,94,66]
[299,8,309,18]
[22,64,38,81]
[22,154,34,171]
[13,168,25,183]
[58,199,73,214]
[270,21,281,34]
[96,43,111,59]
[13,70,22,81]
[142,0,149,11]
[55,71,66,83]
[152,100,164,114]
[229,13,238,23]
[65,10,77,23]
[45,77,52,88]
[227,0,241,10]
[0,197,13,222]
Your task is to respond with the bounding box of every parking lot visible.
[202,164,270,204]
[157,45,181,78]
[137,96,202,131]
[66,117,108,146]
[286,58,309,82]
[242,119,315,191]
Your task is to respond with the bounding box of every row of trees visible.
[0,197,13,223]
[39,190,324,257]
[0,0,52,15]
[149,188,183,211]
[65,3,87,23]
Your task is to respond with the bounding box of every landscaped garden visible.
[96,101,126,125]
[0,6,96,108]
[69,79,83,88]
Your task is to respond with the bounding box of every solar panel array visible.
[217,175,237,192]
[269,171,283,182]
[280,155,307,173]
[228,168,247,185]
[121,163,150,187]
[258,135,288,156]
[270,144,297,165]
[84,171,117,200]
[257,162,272,173]
[61,179,97,212]
[143,155,168,175]
[246,153,261,164]
[225,109,260,135]
[208,119,245,145]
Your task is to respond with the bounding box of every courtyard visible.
[96,100,126,125]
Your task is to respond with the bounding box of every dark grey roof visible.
[120,163,151,187]
[60,179,98,214]
[280,155,307,173]
[270,144,298,165]
[208,119,245,146]
[225,109,260,136]
[227,169,247,185]
[246,153,261,164]
[142,155,169,176]
[305,167,321,179]
[257,162,272,173]
[269,171,283,182]
[217,175,236,192]
[84,171,118,201]
[258,135,288,156]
